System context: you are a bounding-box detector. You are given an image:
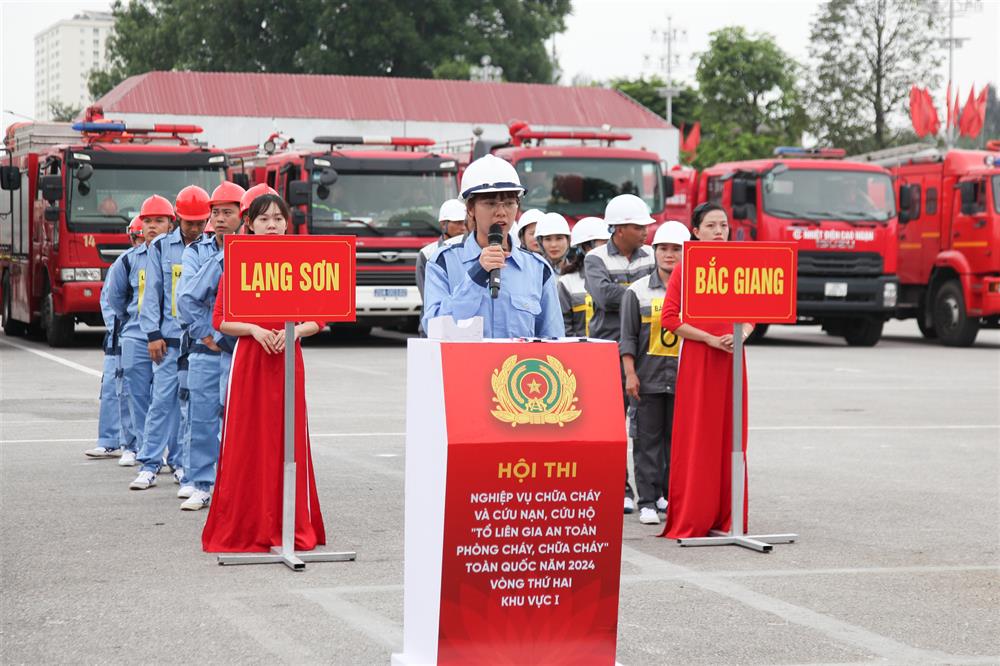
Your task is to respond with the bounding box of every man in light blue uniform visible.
[423,155,564,339]
[130,187,209,491]
[175,181,244,510]
[107,196,175,482]
[85,218,144,462]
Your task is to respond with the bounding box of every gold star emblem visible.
[527,378,542,394]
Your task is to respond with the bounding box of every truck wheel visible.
[41,287,75,347]
[843,317,883,347]
[933,280,979,347]
[745,323,769,344]
[916,307,937,339]
[2,275,28,337]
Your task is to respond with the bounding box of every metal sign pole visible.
[217,321,356,570]
[677,323,797,553]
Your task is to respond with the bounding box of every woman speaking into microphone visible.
[422,154,564,339]
[202,193,326,553]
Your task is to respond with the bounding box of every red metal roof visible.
[96,71,671,129]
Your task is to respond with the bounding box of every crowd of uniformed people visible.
[85,153,750,549]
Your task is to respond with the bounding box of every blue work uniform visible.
[422,233,564,339]
[177,235,228,491]
[106,242,153,453]
[136,228,189,474]
[95,249,134,451]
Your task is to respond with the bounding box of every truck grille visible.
[98,244,130,264]
[797,251,883,277]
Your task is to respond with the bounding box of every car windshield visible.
[516,158,663,217]
[762,169,896,222]
[68,166,225,232]
[310,172,458,237]
[993,175,999,215]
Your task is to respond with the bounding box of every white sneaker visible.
[172,468,185,485]
[129,470,157,490]
[84,447,122,458]
[656,496,668,512]
[624,497,635,514]
[177,484,195,499]
[180,490,211,511]
[118,451,137,467]
[639,507,661,525]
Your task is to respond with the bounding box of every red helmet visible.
[204,218,215,234]
[127,215,143,235]
[210,181,246,207]
[139,194,174,219]
[240,183,278,215]
[174,185,211,221]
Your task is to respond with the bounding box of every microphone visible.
[487,223,503,299]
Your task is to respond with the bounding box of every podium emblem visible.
[490,355,582,427]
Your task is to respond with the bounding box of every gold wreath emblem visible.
[490,355,582,427]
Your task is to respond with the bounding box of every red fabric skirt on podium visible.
[202,327,326,553]
[659,267,749,539]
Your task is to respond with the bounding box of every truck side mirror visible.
[287,180,311,207]
[662,174,675,199]
[0,166,19,190]
[75,163,94,182]
[731,179,749,206]
[958,181,977,215]
[44,205,61,222]
[292,208,306,228]
[39,174,63,203]
[231,172,250,189]
[319,167,338,186]
[898,185,913,223]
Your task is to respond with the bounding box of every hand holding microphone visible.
[483,223,505,299]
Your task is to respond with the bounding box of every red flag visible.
[923,88,940,136]
[945,82,953,129]
[959,87,979,137]
[953,87,962,131]
[910,85,928,136]
[682,122,701,155]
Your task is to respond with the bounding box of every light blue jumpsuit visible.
[95,248,137,451]
[177,234,229,492]
[136,228,190,474]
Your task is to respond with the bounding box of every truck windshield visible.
[993,175,999,215]
[762,169,896,222]
[311,172,458,237]
[516,158,663,217]
[68,166,225,232]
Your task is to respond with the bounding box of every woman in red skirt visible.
[202,193,326,553]
[659,203,754,539]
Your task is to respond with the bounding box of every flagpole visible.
[947,0,954,149]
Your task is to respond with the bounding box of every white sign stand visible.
[677,323,797,553]
[217,321,357,571]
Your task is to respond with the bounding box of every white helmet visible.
[460,154,525,199]
[534,212,571,239]
[605,193,655,226]
[652,220,690,246]
[510,208,545,243]
[570,216,611,247]
[438,198,466,222]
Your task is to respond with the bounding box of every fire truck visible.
[475,121,674,236]
[694,147,900,346]
[1,111,227,346]
[230,136,460,334]
[853,142,1000,346]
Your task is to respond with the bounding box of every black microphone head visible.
[487,223,503,246]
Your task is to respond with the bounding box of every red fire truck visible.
[853,143,1000,346]
[476,121,674,236]
[1,112,227,346]
[230,136,459,334]
[694,147,900,346]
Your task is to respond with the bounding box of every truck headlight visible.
[60,268,103,282]
[883,282,898,308]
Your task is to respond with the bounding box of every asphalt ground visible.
[1,320,998,665]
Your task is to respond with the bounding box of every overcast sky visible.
[2,0,998,126]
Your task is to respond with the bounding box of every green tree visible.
[608,76,701,130]
[89,0,570,99]
[692,27,807,167]
[48,101,83,122]
[809,0,942,153]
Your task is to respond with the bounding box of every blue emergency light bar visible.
[773,146,846,159]
[73,122,126,132]
[71,121,202,134]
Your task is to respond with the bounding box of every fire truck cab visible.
[232,136,459,333]
[477,122,674,237]
[1,112,226,346]
[855,143,1000,346]
[696,147,900,346]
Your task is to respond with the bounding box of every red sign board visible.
[223,235,356,322]
[436,342,625,665]
[682,241,797,323]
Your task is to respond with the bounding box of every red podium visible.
[393,339,626,666]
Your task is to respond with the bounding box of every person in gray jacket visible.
[620,221,689,525]
[584,193,656,514]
